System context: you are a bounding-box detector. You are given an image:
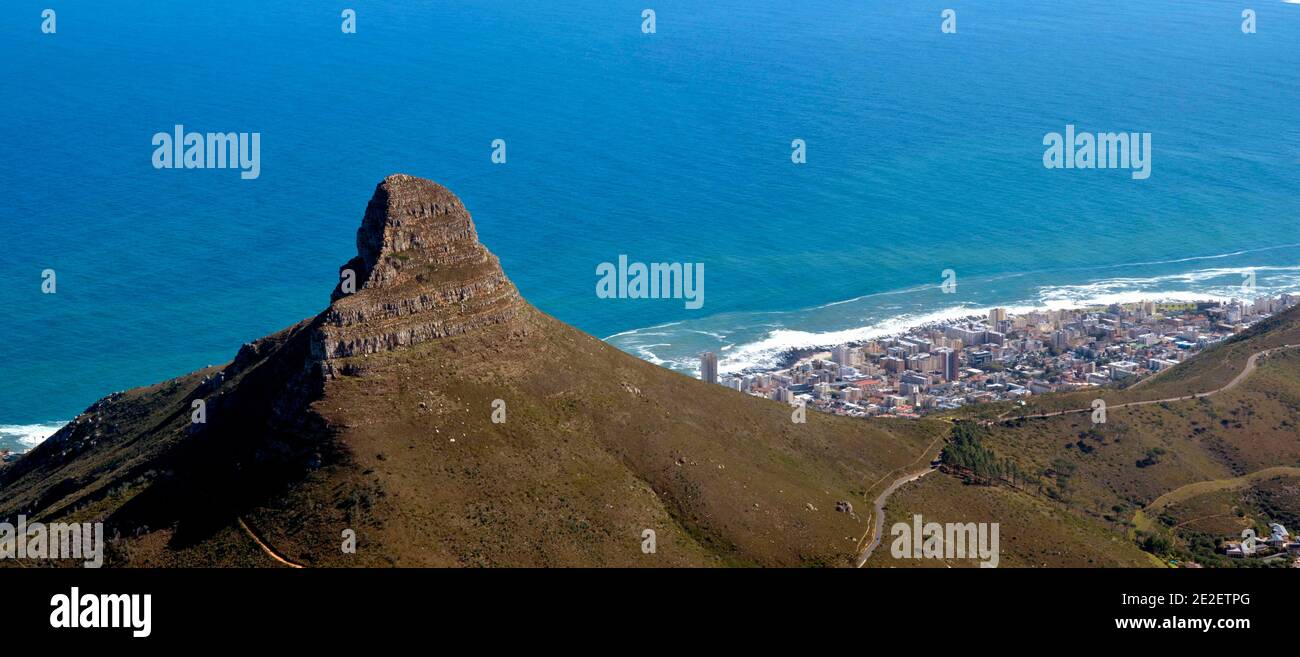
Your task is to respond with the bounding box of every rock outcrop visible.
[312,174,526,365]
[0,173,962,568]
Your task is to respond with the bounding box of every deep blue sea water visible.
[2,0,1299,450]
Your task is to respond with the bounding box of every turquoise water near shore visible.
[2,1,1299,450]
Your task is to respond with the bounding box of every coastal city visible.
[700,296,1300,419]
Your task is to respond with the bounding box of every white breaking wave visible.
[602,320,683,341]
[631,343,673,367]
[687,330,728,340]
[711,290,1244,374]
[808,283,935,310]
[1037,289,1235,308]
[0,422,66,451]
[712,305,987,374]
[606,259,1300,377]
[1086,243,1300,271]
[1055,265,1300,287]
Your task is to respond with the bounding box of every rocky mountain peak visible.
[312,174,526,364]
[331,174,485,299]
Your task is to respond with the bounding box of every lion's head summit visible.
[314,174,528,366]
[1,174,927,567]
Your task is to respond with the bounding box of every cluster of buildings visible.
[1222,524,1300,566]
[699,296,1298,419]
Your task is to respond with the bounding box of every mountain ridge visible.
[11,175,1294,568]
[0,175,944,567]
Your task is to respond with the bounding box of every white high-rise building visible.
[933,347,959,381]
[700,351,718,385]
[832,344,853,366]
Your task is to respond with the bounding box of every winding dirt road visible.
[996,344,1295,424]
[853,344,1297,568]
[1144,466,1300,516]
[232,346,1294,569]
[238,517,305,568]
[852,428,949,567]
[855,468,936,567]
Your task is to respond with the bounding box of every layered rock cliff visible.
[313,174,526,365]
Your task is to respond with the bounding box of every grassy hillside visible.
[258,306,948,567]
[864,473,1158,568]
[894,305,1300,567]
[5,168,1295,570]
[0,304,946,567]
[1131,472,1300,568]
[7,304,1296,568]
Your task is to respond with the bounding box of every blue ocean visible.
[3,0,1299,451]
